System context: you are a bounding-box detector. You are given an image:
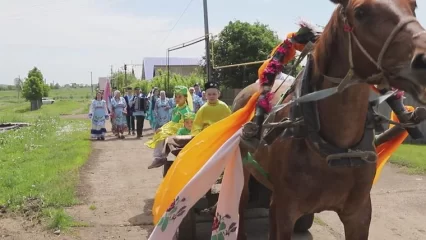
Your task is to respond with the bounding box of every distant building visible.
[142,57,202,80]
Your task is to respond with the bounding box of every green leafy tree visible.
[207,21,280,88]
[206,20,305,89]
[43,84,50,97]
[132,70,203,97]
[22,76,44,100]
[22,67,46,101]
[111,71,138,90]
[27,67,44,81]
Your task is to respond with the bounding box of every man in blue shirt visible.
[131,87,148,138]
[123,87,135,135]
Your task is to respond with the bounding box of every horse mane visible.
[312,5,345,78]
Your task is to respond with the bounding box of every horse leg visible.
[237,169,251,240]
[273,194,296,240]
[338,196,372,240]
[269,195,277,240]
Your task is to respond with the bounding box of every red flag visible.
[104,80,111,112]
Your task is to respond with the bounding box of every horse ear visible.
[330,0,348,5]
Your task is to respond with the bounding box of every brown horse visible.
[232,0,426,239]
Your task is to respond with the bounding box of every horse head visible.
[319,0,426,102]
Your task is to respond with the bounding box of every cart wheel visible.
[163,161,173,177]
[294,213,314,233]
[177,208,196,240]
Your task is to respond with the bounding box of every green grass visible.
[0,87,93,101]
[0,117,91,229]
[390,144,426,174]
[0,100,90,123]
[0,92,92,230]
[43,208,90,230]
[0,87,92,123]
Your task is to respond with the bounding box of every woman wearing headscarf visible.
[147,87,160,130]
[145,86,192,169]
[110,90,128,139]
[154,90,171,129]
[88,91,109,140]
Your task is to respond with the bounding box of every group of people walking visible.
[88,83,208,141]
[88,87,149,140]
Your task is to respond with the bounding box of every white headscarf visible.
[113,90,121,97]
[160,90,166,100]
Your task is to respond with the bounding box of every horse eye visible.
[354,6,369,20]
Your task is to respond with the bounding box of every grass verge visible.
[0,100,89,123]
[390,144,426,174]
[0,116,91,230]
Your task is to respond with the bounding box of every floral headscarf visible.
[174,86,188,96]
[183,112,195,120]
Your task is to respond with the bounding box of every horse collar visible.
[286,55,377,168]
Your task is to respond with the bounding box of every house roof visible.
[142,57,202,80]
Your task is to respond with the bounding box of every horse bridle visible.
[325,5,424,92]
[267,3,426,119]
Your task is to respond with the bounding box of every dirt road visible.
[1,119,425,239]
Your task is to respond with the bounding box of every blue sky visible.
[0,0,425,85]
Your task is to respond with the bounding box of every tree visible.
[22,67,46,110]
[132,70,203,97]
[111,71,138,90]
[22,76,44,100]
[43,84,50,97]
[208,21,280,88]
[207,20,305,89]
[28,67,44,81]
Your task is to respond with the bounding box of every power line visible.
[159,0,195,47]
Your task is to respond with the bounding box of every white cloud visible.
[0,0,214,85]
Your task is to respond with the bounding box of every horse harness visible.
[281,56,377,168]
[258,5,426,168]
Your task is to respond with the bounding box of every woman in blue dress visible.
[154,90,171,129]
[147,87,160,131]
[89,92,109,140]
[110,90,128,139]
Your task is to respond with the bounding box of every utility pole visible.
[124,64,127,90]
[203,0,211,83]
[110,65,114,89]
[90,71,93,95]
[17,75,21,101]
